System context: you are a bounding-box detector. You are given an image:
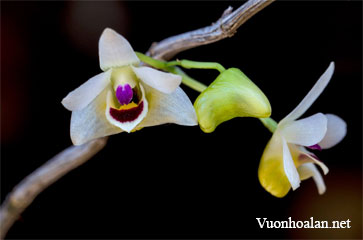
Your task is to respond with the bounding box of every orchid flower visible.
[62,28,197,145]
[258,62,347,197]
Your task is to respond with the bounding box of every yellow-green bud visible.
[194,68,271,133]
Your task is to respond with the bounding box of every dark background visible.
[1,1,362,239]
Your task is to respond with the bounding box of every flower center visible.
[105,66,148,128]
[107,81,144,125]
[115,84,133,105]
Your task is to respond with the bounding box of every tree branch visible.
[0,0,274,238]
[0,137,108,239]
[147,0,275,60]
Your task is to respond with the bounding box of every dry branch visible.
[0,137,108,239]
[0,0,274,238]
[147,0,274,60]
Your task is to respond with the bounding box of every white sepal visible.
[62,69,112,111]
[280,62,334,124]
[70,87,122,145]
[99,28,139,71]
[137,85,197,128]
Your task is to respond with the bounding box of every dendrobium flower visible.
[62,28,197,145]
[258,62,347,197]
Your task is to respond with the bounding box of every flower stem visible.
[136,52,226,73]
[166,60,226,73]
[168,67,208,92]
[135,52,168,69]
[259,117,277,133]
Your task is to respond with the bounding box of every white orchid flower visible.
[62,28,197,145]
[258,62,347,197]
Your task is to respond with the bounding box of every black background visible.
[1,1,362,239]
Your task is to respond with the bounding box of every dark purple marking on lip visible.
[307,144,322,151]
[109,101,144,123]
[116,84,133,105]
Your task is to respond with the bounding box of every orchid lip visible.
[116,84,133,105]
[110,101,144,123]
[110,84,144,123]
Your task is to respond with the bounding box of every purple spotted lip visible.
[110,83,144,123]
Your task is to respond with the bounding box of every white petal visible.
[131,66,182,94]
[105,84,148,133]
[280,62,335,124]
[62,70,112,111]
[319,114,347,149]
[282,138,300,190]
[70,87,122,145]
[297,163,326,194]
[99,28,139,71]
[280,113,327,147]
[137,85,197,128]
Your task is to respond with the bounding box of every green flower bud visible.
[194,68,271,133]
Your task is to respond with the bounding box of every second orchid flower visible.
[258,62,347,197]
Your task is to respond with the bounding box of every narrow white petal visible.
[297,163,326,194]
[282,138,301,190]
[62,70,112,111]
[319,114,347,149]
[131,66,182,94]
[99,28,139,71]
[280,113,327,147]
[137,85,197,128]
[311,167,327,195]
[70,87,122,145]
[105,84,148,133]
[280,62,335,124]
